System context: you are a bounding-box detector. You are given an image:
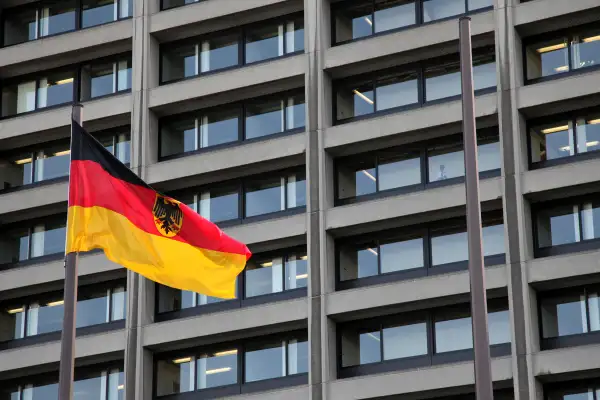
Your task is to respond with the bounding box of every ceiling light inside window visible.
[582,35,600,43]
[260,261,273,267]
[353,89,374,105]
[541,125,569,134]
[46,300,64,307]
[14,158,32,165]
[55,78,74,85]
[362,170,376,182]
[536,43,566,53]
[295,274,308,279]
[364,17,373,26]
[587,119,600,125]
[214,350,237,357]
[205,367,232,375]
[7,307,24,314]
[554,66,569,72]
[54,150,71,157]
[173,357,192,364]
[367,248,378,256]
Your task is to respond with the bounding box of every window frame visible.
[335,211,506,290]
[330,0,494,46]
[332,45,497,124]
[0,52,132,120]
[153,330,308,399]
[0,0,133,48]
[158,89,306,161]
[334,127,501,205]
[523,22,600,85]
[160,0,203,11]
[337,298,511,378]
[544,379,600,400]
[158,12,305,85]
[527,106,600,170]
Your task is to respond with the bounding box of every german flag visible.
[66,121,251,298]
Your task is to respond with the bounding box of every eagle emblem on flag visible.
[153,195,183,237]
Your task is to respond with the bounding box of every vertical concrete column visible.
[495,1,536,399]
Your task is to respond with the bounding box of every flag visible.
[66,120,251,298]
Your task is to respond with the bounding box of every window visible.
[336,130,500,201]
[81,57,132,100]
[339,301,509,377]
[1,0,131,47]
[0,128,131,191]
[332,0,491,44]
[161,0,200,10]
[155,332,307,397]
[335,48,496,121]
[160,15,303,83]
[540,285,600,348]
[545,380,600,400]
[159,92,305,158]
[0,216,65,265]
[529,110,600,166]
[0,281,126,343]
[0,365,124,400]
[156,248,307,315]
[337,214,504,288]
[525,28,600,81]
[535,196,600,256]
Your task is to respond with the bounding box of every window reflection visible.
[540,288,600,339]
[534,201,600,248]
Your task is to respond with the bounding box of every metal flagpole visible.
[58,103,83,400]
[459,17,494,400]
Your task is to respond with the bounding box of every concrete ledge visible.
[514,0,600,27]
[0,329,125,373]
[142,297,307,347]
[522,158,600,195]
[325,177,503,232]
[0,93,132,142]
[326,265,507,317]
[148,54,306,113]
[0,181,67,220]
[517,69,600,111]
[223,213,306,246]
[0,252,122,293]
[225,385,308,400]
[324,11,494,70]
[146,132,306,186]
[0,20,132,73]
[325,356,512,400]
[528,249,600,285]
[324,94,498,150]
[533,344,600,377]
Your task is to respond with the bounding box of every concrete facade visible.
[1,0,600,399]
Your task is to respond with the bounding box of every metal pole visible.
[459,17,494,400]
[58,104,83,400]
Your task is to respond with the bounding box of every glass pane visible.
[423,0,465,23]
[245,99,284,140]
[378,153,421,191]
[34,147,70,182]
[428,143,464,182]
[337,158,377,199]
[38,72,75,109]
[40,2,76,37]
[336,81,374,120]
[23,381,59,400]
[474,61,497,90]
[200,35,239,73]
[468,0,493,10]
[73,373,103,399]
[359,330,381,364]
[530,121,573,163]
[198,186,239,223]
[115,134,131,164]
[286,173,306,208]
[375,71,419,111]
[160,117,196,157]
[589,292,600,332]
[338,243,379,281]
[28,299,64,335]
[541,293,588,338]
[2,153,33,189]
[374,0,416,33]
[380,238,424,273]
[286,94,306,130]
[435,313,473,353]
[0,383,20,400]
[576,115,600,155]
[107,369,125,400]
[119,0,132,18]
[431,230,468,266]
[245,257,284,297]
[287,338,308,375]
[333,2,372,43]
[3,8,37,46]
[478,140,501,172]
[245,23,283,64]
[483,224,505,256]
[197,349,238,389]
[537,205,580,248]
[548,388,595,400]
[0,305,25,341]
[572,32,600,71]
[199,108,239,148]
[156,357,195,396]
[82,61,115,100]
[162,0,198,9]
[29,221,66,258]
[117,59,132,91]
[340,328,381,366]
[156,286,195,312]
[580,202,600,241]
[245,341,285,382]
[488,310,510,345]
[426,57,495,101]
[161,43,197,82]
[0,227,30,264]
[526,39,569,80]
[245,176,283,217]
[82,0,116,28]
[76,288,109,328]
[111,286,127,321]
[383,321,427,360]
[285,253,308,289]
[1,81,36,117]
[285,19,305,54]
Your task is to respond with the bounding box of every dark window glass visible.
[431,223,504,266]
[285,253,308,289]
[37,71,75,109]
[541,289,600,339]
[82,0,116,28]
[198,108,239,148]
[245,23,282,64]
[245,337,307,382]
[160,118,197,157]
[548,388,596,400]
[40,1,77,37]
[333,2,373,43]
[200,35,239,73]
[245,99,285,139]
[0,219,67,263]
[2,153,34,189]
[341,328,381,367]
[536,204,580,247]
[337,158,377,199]
[198,186,240,223]
[423,0,465,23]
[572,32,600,71]
[31,220,66,258]
[577,115,600,155]
[382,320,427,360]
[380,237,424,274]
[3,8,37,46]
[156,357,195,395]
[1,80,36,117]
[161,43,197,83]
[286,93,306,130]
[245,176,283,217]
[468,0,493,10]
[115,133,131,164]
[286,18,304,53]
[425,57,496,101]
[33,145,70,182]
[336,80,374,120]
[0,227,29,264]
[434,310,473,353]
[161,0,199,10]
[375,71,419,111]
[374,0,416,34]
[245,252,308,297]
[197,350,238,389]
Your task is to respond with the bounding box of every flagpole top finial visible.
[459,16,472,22]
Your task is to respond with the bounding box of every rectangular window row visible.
[339,300,510,377]
[335,47,496,122]
[0,127,131,191]
[333,0,492,44]
[546,380,600,400]
[161,15,304,83]
[155,332,308,397]
[336,129,500,203]
[157,247,307,318]
[0,54,132,118]
[0,281,126,345]
[159,91,305,159]
[337,213,505,289]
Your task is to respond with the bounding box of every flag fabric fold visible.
[66,121,251,298]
